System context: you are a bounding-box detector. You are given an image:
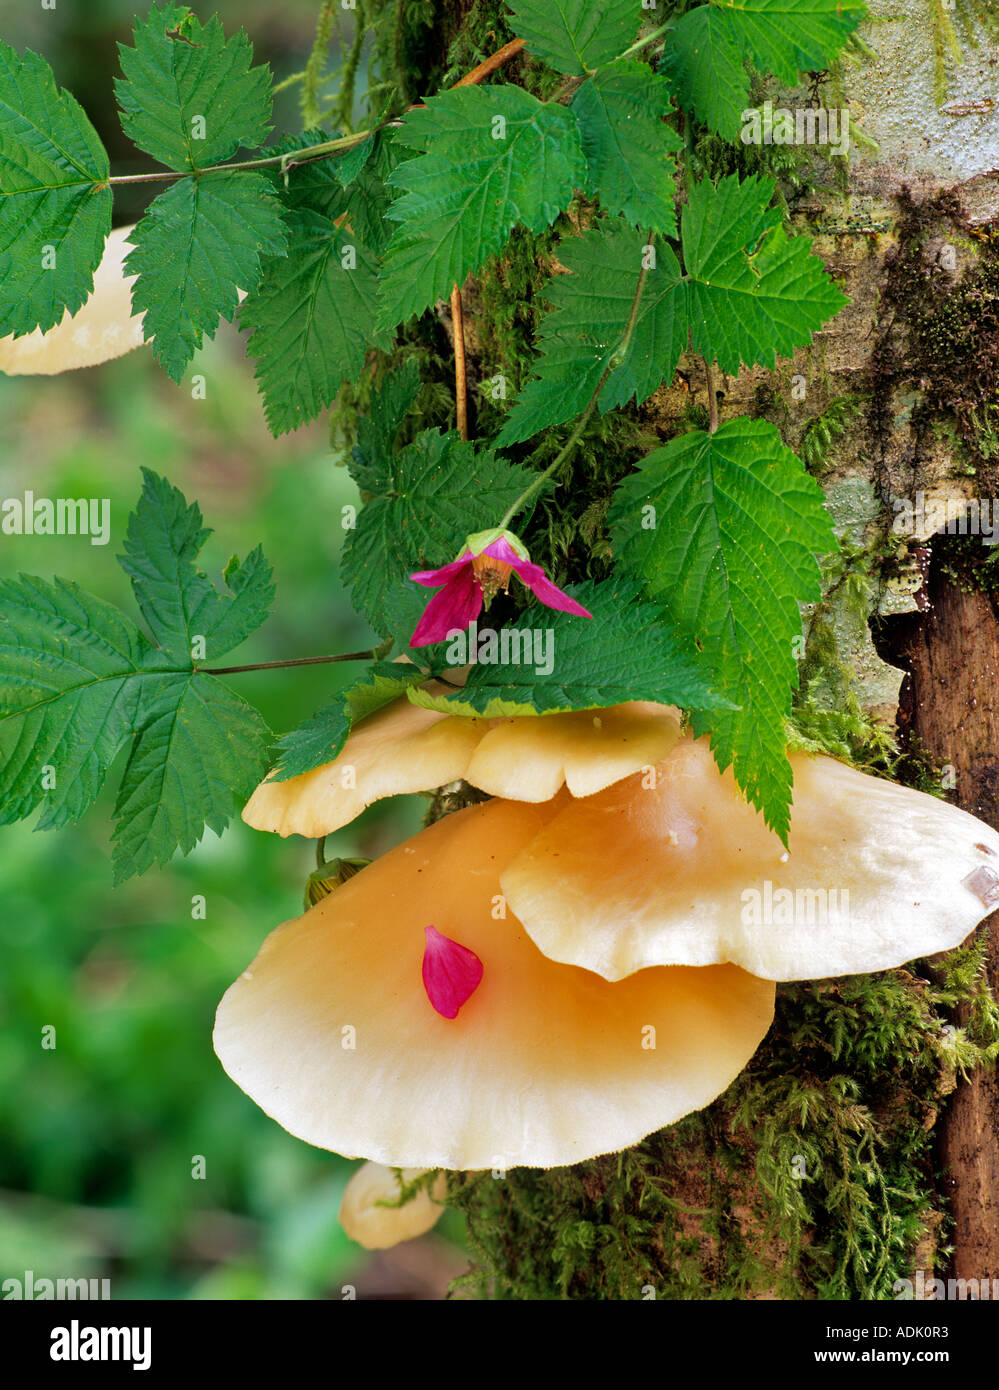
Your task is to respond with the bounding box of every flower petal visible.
[501,735,999,982]
[507,553,593,617]
[422,924,483,1018]
[409,552,473,587]
[214,797,776,1169]
[410,565,483,646]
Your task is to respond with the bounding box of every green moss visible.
[447,950,999,1300]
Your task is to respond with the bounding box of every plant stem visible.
[107,131,373,186]
[452,37,525,88]
[705,357,719,433]
[201,650,375,676]
[498,234,656,530]
[451,285,469,441]
[618,19,675,62]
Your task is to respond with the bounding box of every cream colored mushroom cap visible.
[242,694,488,838]
[0,227,146,375]
[463,701,681,801]
[214,796,775,1169]
[500,736,999,983]
[243,694,681,837]
[339,1163,446,1250]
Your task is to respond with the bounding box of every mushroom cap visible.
[338,1163,446,1250]
[242,693,488,838]
[243,695,681,837]
[214,796,775,1169]
[500,735,999,983]
[0,227,146,375]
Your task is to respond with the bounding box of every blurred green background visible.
[0,0,467,1299]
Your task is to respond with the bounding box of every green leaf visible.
[341,426,536,635]
[570,60,680,233]
[241,208,387,436]
[111,673,269,882]
[271,662,427,781]
[406,579,724,718]
[115,2,273,170]
[0,574,151,829]
[379,85,584,328]
[682,173,847,374]
[351,358,423,490]
[664,0,867,135]
[495,220,685,446]
[609,418,836,841]
[0,40,112,335]
[119,468,275,663]
[125,170,286,382]
[508,0,641,75]
[0,472,273,879]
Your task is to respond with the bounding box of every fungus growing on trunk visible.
[499,735,999,982]
[215,796,776,1170]
[242,697,681,836]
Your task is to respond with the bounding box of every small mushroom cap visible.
[243,695,680,837]
[242,693,488,838]
[214,796,775,1169]
[0,227,146,375]
[463,702,681,802]
[339,1163,446,1250]
[500,736,999,983]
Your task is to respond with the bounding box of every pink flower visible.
[408,527,592,647]
[422,925,483,1018]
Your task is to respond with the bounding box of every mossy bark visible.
[394,0,999,1299]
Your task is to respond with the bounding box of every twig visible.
[453,37,525,88]
[201,650,375,676]
[705,358,719,433]
[451,284,469,440]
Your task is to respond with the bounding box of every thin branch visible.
[452,37,525,88]
[498,232,656,530]
[451,284,469,441]
[201,650,375,676]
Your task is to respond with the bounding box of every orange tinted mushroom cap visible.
[242,695,681,837]
[500,736,999,983]
[214,795,775,1169]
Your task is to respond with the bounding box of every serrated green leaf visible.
[351,359,423,492]
[664,0,867,135]
[241,208,387,436]
[0,574,153,829]
[508,0,641,75]
[119,469,275,663]
[405,579,723,717]
[0,40,112,336]
[111,673,269,882]
[571,60,680,232]
[115,2,273,170]
[609,418,836,841]
[379,86,584,328]
[271,662,427,781]
[126,170,286,382]
[682,174,847,374]
[341,427,536,635]
[496,220,684,446]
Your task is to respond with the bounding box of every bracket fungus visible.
[242,696,682,837]
[214,797,776,1170]
[499,735,999,982]
[0,227,146,375]
[338,1163,446,1250]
